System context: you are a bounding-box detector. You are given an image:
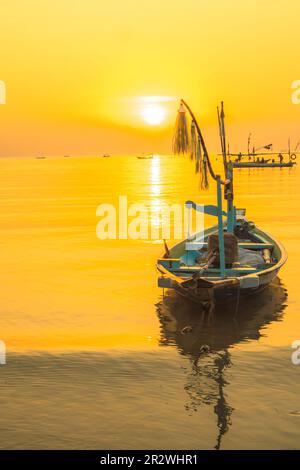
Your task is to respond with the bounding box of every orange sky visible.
[1,0,300,155]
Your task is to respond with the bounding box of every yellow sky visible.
[0,0,300,155]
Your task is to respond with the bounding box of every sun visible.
[141,104,166,126]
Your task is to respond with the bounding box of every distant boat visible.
[64,155,71,158]
[137,153,153,160]
[227,135,298,168]
[102,154,110,158]
[36,156,46,159]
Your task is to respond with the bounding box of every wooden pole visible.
[217,106,226,169]
[218,102,235,233]
[216,176,226,278]
[181,99,227,185]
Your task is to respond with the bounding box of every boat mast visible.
[247,133,251,158]
[217,102,235,233]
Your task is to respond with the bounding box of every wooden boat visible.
[227,134,298,168]
[233,161,295,168]
[157,100,288,305]
[157,216,287,304]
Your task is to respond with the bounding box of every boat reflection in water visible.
[156,279,287,450]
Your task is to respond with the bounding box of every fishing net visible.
[173,103,209,190]
[172,103,189,154]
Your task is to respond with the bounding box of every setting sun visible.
[141,104,166,125]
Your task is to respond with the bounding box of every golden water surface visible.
[0,155,299,449]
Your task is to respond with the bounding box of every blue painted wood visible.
[227,201,234,233]
[216,176,226,278]
[185,201,227,217]
[225,163,235,233]
[175,267,260,275]
[195,241,273,250]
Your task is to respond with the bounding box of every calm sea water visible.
[0,155,299,449]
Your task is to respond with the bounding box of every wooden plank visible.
[189,242,273,250]
[177,266,258,274]
[238,242,273,250]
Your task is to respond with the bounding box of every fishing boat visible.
[233,161,295,168]
[228,135,297,168]
[157,216,287,304]
[137,153,153,160]
[157,101,288,305]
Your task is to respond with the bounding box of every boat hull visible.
[173,269,280,304]
[157,224,287,305]
[232,162,295,168]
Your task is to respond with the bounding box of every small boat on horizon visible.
[137,153,154,160]
[102,154,110,158]
[36,156,46,159]
[227,135,297,168]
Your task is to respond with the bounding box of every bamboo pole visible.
[181,99,227,185]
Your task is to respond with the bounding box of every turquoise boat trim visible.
[185,201,227,217]
[191,242,273,250]
[157,223,288,293]
[226,164,235,233]
[216,176,226,277]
